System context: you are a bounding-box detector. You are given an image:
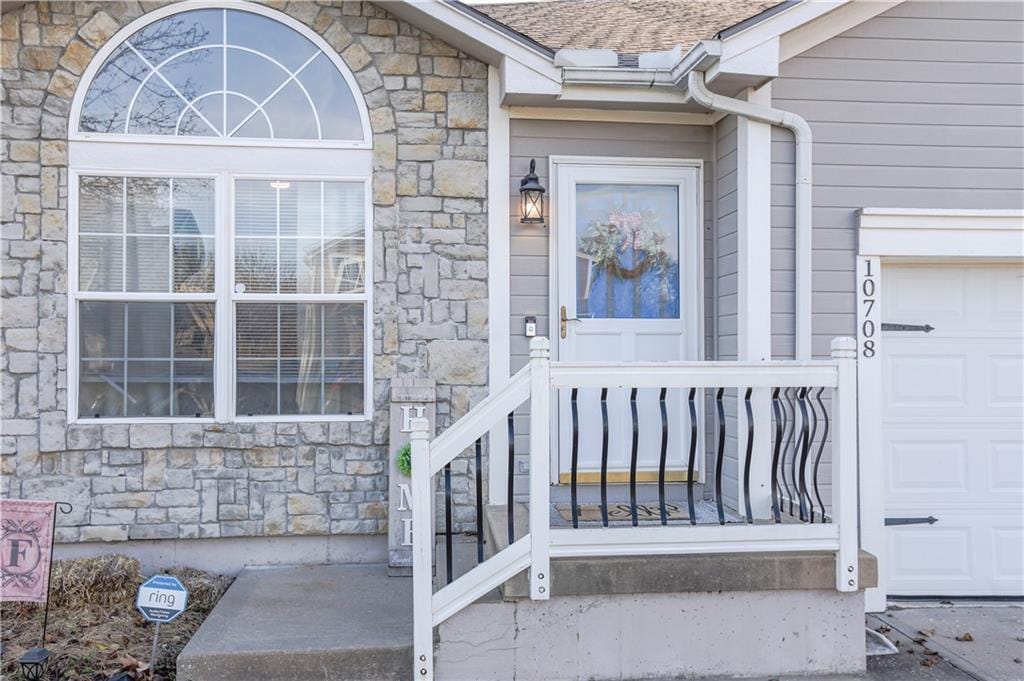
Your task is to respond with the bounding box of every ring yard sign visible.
[136,575,188,623]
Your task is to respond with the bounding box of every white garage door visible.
[883,263,1024,596]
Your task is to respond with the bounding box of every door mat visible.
[555,502,689,523]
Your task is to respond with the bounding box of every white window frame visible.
[67,3,374,425]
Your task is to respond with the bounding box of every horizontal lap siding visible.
[770,0,1024,507]
[715,116,740,509]
[508,119,714,497]
[771,0,1024,360]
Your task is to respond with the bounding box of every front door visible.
[553,159,702,483]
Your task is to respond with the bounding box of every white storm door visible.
[883,263,1024,596]
[553,161,701,481]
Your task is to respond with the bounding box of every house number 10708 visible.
[860,258,877,358]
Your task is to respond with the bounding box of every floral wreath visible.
[578,207,672,280]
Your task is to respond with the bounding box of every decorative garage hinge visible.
[881,323,934,333]
[885,516,939,526]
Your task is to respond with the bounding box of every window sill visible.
[68,414,372,426]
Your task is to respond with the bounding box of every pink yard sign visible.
[0,499,56,604]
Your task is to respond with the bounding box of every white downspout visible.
[688,70,813,360]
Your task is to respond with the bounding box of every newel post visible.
[831,337,859,593]
[528,336,551,600]
[410,417,434,680]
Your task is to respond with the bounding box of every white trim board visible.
[858,208,1024,258]
[487,65,512,504]
[854,207,1024,612]
[509,107,717,126]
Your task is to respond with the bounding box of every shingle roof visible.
[472,0,784,55]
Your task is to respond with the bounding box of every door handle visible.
[560,305,580,339]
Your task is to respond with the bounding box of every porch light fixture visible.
[519,159,546,225]
[18,647,51,681]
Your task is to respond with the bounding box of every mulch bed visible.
[1,555,232,680]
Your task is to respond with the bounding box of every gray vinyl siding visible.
[507,119,714,497]
[714,115,740,509]
[770,0,1024,360]
[768,0,1024,510]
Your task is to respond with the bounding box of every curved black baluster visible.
[570,388,580,529]
[658,387,669,526]
[444,462,453,584]
[770,388,783,523]
[715,387,726,525]
[796,387,810,522]
[600,388,610,527]
[475,437,484,563]
[507,412,515,544]
[629,387,640,527]
[805,389,819,524]
[742,387,754,524]
[812,387,829,523]
[687,387,698,525]
[782,387,797,516]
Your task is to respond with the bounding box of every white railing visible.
[410,336,859,680]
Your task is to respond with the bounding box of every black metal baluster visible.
[770,388,783,523]
[629,387,639,527]
[444,462,453,584]
[782,387,796,515]
[475,437,484,562]
[658,387,669,525]
[600,387,610,527]
[687,387,697,525]
[812,387,829,523]
[796,387,810,522]
[570,387,580,529]
[715,387,726,525]
[805,389,819,524]
[742,387,754,524]
[507,412,515,544]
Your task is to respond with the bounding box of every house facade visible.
[2,0,1022,677]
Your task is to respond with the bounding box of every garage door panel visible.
[884,267,967,323]
[887,438,969,493]
[992,527,1024,582]
[988,354,1024,405]
[990,440,1024,491]
[885,353,966,407]
[888,526,972,582]
[883,263,1024,596]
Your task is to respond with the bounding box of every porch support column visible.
[487,65,512,504]
[735,83,773,518]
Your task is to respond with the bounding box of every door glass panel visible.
[575,184,680,319]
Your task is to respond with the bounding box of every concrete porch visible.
[177,504,877,681]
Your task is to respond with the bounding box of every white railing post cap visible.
[831,336,857,358]
[529,335,550,357]
[409,416,430,439]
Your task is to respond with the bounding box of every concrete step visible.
[177,564,411,681]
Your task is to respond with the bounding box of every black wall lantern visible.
[519,159,546,225]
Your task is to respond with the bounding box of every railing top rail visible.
[549,361,839,390]
[428,364,531,475]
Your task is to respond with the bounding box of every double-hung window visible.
[68,4,373,423]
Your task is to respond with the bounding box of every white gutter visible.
[687,70,813,360]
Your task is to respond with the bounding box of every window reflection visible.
[79,8,364,141]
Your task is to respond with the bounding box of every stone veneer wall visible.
[1,1,489,542]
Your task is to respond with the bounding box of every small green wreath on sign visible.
[396,442,412,477]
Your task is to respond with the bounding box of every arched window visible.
[75,6,369,142]
[68,4,373,425]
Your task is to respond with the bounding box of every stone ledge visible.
[485,504,878,599]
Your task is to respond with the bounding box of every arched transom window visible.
[77,7,368,142]
[69,4,373,425]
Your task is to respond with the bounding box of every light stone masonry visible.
[1,1,489,543]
